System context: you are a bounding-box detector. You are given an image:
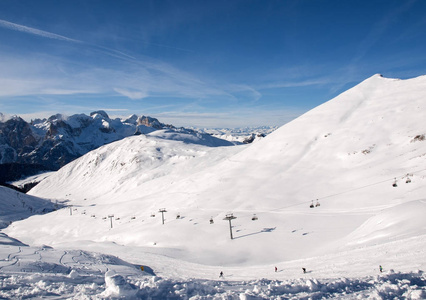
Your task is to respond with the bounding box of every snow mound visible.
[102,270,138,298]
[344,199,426,247]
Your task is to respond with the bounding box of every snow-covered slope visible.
[0,186,58,229]
[24,129,243,202]
[2,75,426,298]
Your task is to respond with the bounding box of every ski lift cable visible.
[272,167,426,212]
[188,168,426,216]
[317,167,426,201]
[152,168,426,217]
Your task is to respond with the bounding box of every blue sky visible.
[0,0,425,127]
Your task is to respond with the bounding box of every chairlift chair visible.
[252,214,258,221]
[150,213,155,217]
[406,177,411,183]
[310,200,315,208]
[392,178,398,187]
[315,199,320,207]
[209,217,214,224]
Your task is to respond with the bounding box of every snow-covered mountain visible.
[1,74,426,298]
[195,126,278,143]
[9,73,426,259]
[0,111,233,183]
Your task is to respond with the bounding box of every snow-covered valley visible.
[1,74,426,298]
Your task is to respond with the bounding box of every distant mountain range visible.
[0,111,244,183]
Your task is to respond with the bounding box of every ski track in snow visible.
[1,230,426,299]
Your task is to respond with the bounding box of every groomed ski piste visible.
[1,74,426,299]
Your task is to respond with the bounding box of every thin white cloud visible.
[0,19,80,43]
[0,19,261,109]
[226,84,262,103]
[0,53,233,104]
[40,88,96,95]
[154,107,304,128]
[258,78,334,90]
[113,88,148,100]
[0,19,138,62]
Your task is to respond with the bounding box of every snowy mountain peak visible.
[47,113,67,122]
[123,114,138,124]
[90,110,110,120]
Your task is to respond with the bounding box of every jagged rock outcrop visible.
[137,116,163,129]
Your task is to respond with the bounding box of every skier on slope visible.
[379,265,383,273]
[219,271,224,278]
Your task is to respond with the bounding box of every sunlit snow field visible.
[1,75,426,298]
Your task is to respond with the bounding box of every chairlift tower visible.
[108,214,114,228]
[159,208,167,225]
[223,213,237,240]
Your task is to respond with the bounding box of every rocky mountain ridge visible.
[0,111,206,182]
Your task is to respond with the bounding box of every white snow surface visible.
[195,126,277,143]
[1,74,426,298]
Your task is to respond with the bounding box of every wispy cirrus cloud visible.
[0,19,225,101]
[113,88,149,100]
[0,19,80,43]
[258,78,334,90]
[154,106,303,128]
[0,17,299,128]
[0,18,137,62]
[0,17,244,102]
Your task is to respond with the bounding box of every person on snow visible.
[219,271,224,278]
[379,265,383,273]
[275,266,278,272]
[302,268,306,274]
